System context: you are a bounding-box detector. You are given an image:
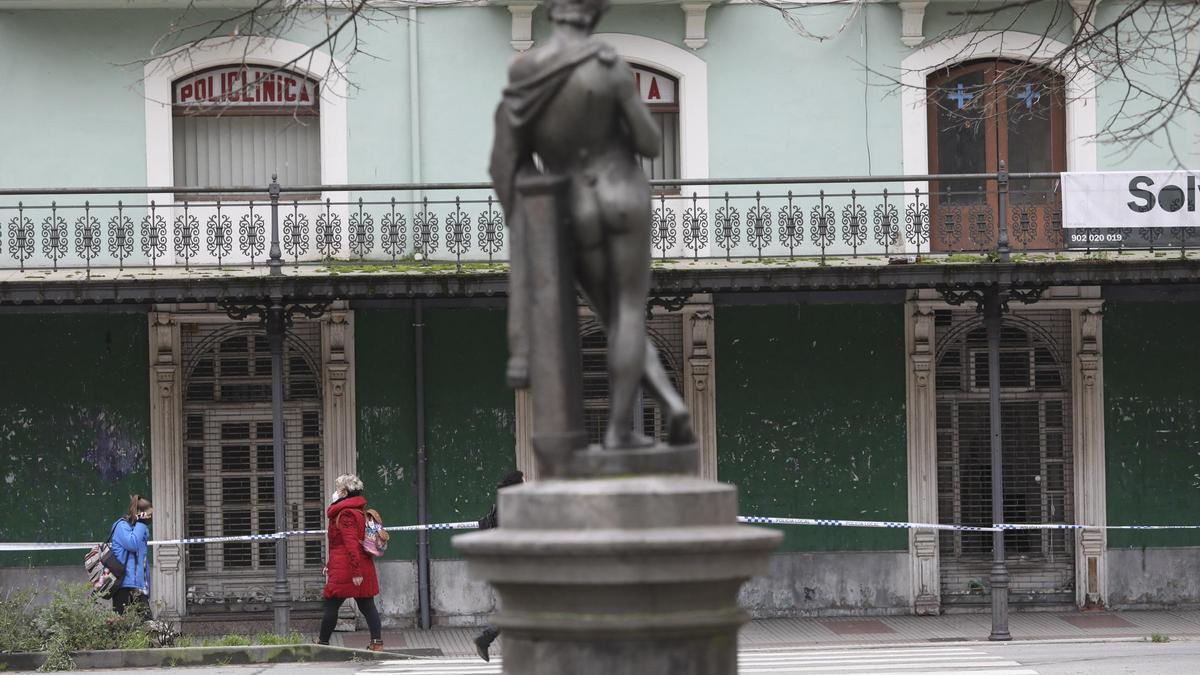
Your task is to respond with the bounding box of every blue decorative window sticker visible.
[947,82,975,109]
[1015,83,1042,109]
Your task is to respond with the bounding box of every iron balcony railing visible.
[1,170,1196,275]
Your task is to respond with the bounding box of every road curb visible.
[0,643,439,671]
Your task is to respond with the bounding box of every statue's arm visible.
[613,60,662,159]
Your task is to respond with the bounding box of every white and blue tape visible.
[738,515,999,532]
[3,517,1197,552]
[0,521,481,552]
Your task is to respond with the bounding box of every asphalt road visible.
[20,639,1200,674]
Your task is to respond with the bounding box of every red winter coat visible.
[323,495,380,599]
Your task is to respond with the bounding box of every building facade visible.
[2,0,1199,630]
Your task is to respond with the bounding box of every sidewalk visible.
[334,610,1200,657]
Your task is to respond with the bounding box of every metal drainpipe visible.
[414,298,432,630]
[409,6,423,187]
[408,7,432,631]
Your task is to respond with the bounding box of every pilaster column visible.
[148,310,185,624]
[683,304,717,479]
[515,389,538,480]
[906,300,940,614]
[1073,302,1107,607]
[322,306,357,488]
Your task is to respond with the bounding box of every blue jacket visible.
[110,519,150,592]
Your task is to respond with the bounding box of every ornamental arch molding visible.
[899,31,1098,178]
[142,37,349,189]
[148,303,357,623]
[595,33,709,182]
[904,287,1106,614]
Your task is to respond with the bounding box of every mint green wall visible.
[0,312,150,567]
[704,4,906,177]
[1104,302,1200,548]
[346,18,415,183]
[715,303,908,552]
[0,12,154,187]
[353,306,515,561]
[0,3,1194,188]
[417,8,514,183]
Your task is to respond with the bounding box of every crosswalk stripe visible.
[363,645,1039,674]
[748,667,1041,672]
[739,663,1026,673]
[362,662,499,667]
[740,655,1012,666]
[741,650,1000,660]
[742,648,980,658]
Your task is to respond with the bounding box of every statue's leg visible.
[603,225,654,449]
[640,342,697,445]
[572,181,652,449]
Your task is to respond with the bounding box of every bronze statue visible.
[489,0,695,457]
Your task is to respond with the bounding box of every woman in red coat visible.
[317,473,383,650]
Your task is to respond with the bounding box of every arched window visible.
[934,309,1075,607]
[180,321,325,606]
[580,315,684,445]
[172,65,322,191]
[927,61,1065,250]
[630,64,680,185]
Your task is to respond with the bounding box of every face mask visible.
[330,490,342,505]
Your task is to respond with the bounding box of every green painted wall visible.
[715,303,908,552]
[424,307,516,559]
[353,306,515,561]
[0,312,150,567]
[1105,302,1200,548]
[354,308,421,557]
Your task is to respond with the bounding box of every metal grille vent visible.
[181,320,325,607]
[934,309,1075,606]
[580,314,684,446]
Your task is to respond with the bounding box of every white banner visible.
[1063,170,1200,229]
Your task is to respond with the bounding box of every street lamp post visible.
[984,284,1012,641]
[267,293,291,636]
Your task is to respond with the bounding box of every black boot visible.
[474,626,500,662]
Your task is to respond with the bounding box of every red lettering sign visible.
[630,65,676,106]
[173,66,318,109]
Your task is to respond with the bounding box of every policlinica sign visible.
[173,66,318,109]
[1062,171,1200,229]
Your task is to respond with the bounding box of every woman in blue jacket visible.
[110,494,153,618]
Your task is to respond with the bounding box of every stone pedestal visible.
[453,475,781,674]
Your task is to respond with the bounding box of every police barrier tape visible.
[736,516,999,532]
[0,521,482,551]
[4,517,1200,552]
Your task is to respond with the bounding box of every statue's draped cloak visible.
[488,41,611,215]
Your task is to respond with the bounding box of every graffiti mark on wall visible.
[78,408,146,482]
